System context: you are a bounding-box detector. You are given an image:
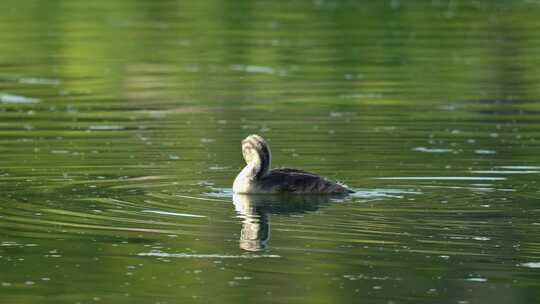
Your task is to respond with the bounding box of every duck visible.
[233,134,353,194]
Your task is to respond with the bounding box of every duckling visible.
[233,134,353,194]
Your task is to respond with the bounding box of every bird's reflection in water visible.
[232,194,347,251]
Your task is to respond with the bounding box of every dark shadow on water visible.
[232,194,348,251]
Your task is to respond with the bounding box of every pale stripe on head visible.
[241,134,271,178]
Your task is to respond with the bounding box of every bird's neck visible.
[242,156,269,180]
[233,161,267,194]
[234,141,272,193]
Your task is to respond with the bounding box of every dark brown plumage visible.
[258,168,353,193]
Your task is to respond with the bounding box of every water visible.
[1,0,540,303]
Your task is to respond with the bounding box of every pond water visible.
[1,1,540,303]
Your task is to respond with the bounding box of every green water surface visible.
[1,1,540,303]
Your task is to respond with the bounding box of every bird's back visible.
[258,168,352,194]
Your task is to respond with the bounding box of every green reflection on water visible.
[1,0,540,303]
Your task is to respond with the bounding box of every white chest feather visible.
[233,165,257,194]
